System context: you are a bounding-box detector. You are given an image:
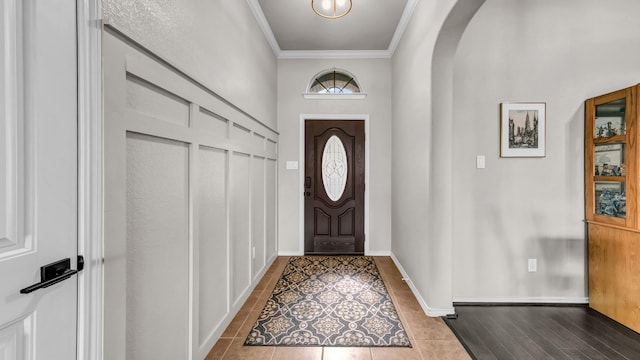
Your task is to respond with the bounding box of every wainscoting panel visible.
[196,145,228,345]
[125,133,190,360]
[266,159,278,260]
[230,152,251,305]
[103,27,278,360]
[252,156,266,279]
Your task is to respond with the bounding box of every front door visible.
[0,0,78,358]
[304,120,365,254]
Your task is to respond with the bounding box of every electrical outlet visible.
[528,258,537,272]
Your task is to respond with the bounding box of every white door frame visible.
[298,114,370,255]
[77,0,103,359]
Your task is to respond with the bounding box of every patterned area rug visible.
[244,256,411,347]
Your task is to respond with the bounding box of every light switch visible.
[286,161,298,170]
[476,155,485,169]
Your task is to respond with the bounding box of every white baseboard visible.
[452,297,589,304]
[390,253,455,317]
[279,251,391,256]
[366,250,391,256]
[278,251,304,256]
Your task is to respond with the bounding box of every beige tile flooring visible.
[206,256,470,360]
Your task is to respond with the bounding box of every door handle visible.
[20,257,82,294]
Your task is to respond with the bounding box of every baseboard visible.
[389,253,455,317]
[452,297,589,305]
[277,251,304,256]
[278,250,391,256]
[366,250,391,256]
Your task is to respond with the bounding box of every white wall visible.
[102,0,277,128]
[391,0,482,315]
[102,30,278,360]
[451,0,640,301]
[277,59,392,255]
[101,2,278,359]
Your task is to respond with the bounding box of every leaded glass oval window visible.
[309,69,361,94]
[322,135,348,201]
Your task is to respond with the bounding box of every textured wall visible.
[103,0,277,128]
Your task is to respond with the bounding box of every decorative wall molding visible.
[103,27,278,360]
[302,93,367,100]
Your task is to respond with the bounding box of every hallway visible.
[206,257,470,359]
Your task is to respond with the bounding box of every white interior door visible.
[0,0,78,358]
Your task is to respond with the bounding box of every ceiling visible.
[248,0,418,59]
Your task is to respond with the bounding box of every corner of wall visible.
[390,252,455,317]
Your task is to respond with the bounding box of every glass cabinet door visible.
[588,91,630,223]
[594,97,626,139]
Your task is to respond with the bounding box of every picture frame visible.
[500,102,546,157]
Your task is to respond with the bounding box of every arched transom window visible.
[310,70,360,94]
[304,69,366,99]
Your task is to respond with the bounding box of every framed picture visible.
[500,102,546,157]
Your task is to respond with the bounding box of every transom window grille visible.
[309,70,361,94]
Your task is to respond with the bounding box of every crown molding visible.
[247,0,418,60]
[388,0,419,55]
[280,50,391,60]
[246,0,281,56]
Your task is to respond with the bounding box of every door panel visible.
[305,120,365,255]
[0,0,77,358]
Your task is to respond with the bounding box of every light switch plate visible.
[476,155,485,169]
[286,161,298,170]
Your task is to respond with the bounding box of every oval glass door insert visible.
[322,135,348,201]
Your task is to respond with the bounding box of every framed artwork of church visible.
[500,102,546,157]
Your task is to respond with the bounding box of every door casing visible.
[76,1,103,360]
[298,114,370,255]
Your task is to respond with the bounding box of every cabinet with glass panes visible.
[585,82,640,334]
[585,85,637,228]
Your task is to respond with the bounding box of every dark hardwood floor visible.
[444,305,640,360]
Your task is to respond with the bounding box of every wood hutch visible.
[585,83,640,332]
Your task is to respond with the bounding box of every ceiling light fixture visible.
[312,0,352,19]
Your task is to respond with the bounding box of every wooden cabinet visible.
[586,83,640,332]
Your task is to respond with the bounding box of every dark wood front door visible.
[304,120,365,255]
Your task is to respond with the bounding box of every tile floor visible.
[206,256,470,360]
